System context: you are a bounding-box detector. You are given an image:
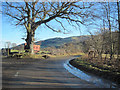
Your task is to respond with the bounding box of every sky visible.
[1,15,91,48]
[0,2,96,49]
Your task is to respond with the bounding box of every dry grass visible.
[102,54,120,59]
[78,54,120,73]
[71,53,120,85]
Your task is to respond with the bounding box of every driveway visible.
[2,56,97,88]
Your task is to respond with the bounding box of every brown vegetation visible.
[70,55,120,85]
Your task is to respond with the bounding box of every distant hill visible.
[12,35,90,50]
[35,35,90,48]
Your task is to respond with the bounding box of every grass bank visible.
[69,56,120,86]
[10,52,85,59]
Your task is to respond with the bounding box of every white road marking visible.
[14,72,19,77]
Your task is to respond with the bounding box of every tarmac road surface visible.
[2,56,98,88]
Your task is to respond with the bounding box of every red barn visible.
[24,43,40,53]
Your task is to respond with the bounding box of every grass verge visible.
[69,57,120,86]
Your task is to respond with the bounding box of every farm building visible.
[24,43,40,53]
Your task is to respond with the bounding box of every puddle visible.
[64,59,119,88]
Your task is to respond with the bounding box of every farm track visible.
[2,57,97,88]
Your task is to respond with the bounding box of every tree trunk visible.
[107,2,113,60]
[117,1,120,57]
[30,33,34,54]
[25,31,35,54]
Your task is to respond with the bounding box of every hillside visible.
[36,35,90,48]
[12,35,90,50]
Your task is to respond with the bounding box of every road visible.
[2,56,98,88]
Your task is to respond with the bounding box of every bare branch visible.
[55,19,66,32]
[60,16,84,24]
[45,23,61,33]
[5,12,21,21]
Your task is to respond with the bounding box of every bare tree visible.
[2,1,94,54]
[117,1,120,57]
[11,43,17,48]
[6,42,11,48]
[98,2,118,60]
